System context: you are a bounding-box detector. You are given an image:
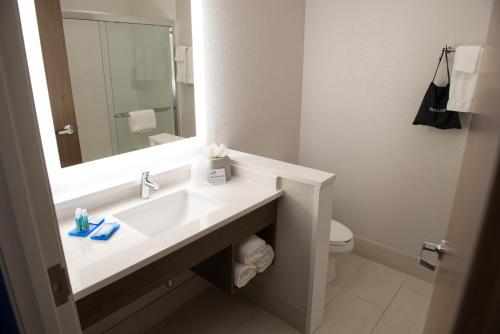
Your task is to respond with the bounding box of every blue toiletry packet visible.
[68,217,105,238]
[91,222,120,240]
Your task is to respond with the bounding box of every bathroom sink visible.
[114,189,220,237]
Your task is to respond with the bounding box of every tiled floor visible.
[147,254,433,334]
[146,287,300,334]
[320,254,433,334]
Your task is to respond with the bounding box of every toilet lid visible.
[330,220,353,243]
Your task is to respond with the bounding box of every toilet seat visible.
[330,220,353,244]
[329,219,354,253]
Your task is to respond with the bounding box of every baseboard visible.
[238,282,306,333]
[353,235,437,283]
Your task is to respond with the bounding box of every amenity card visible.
[208,168,227,185]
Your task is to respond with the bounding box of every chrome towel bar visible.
[114,107,171,119]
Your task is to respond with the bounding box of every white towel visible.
[452,46,482,74]
[128,109,156,133]
[447,47,484,113]
[236,235,266,265]
[175,46,187,83]
[254,245,275,273]
[234,262,257,288]
[185,47,194,84]
[175,46,187,61]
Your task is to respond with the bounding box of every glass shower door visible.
[105,22,176,153]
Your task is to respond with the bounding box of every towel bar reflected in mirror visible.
[114,107,172,119]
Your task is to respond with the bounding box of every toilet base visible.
[327,253,336,283]
[327,244,354,283]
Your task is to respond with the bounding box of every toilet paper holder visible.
[418,240,447,271]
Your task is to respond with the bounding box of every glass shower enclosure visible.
[62,11,177,162]
[106,22,176,153]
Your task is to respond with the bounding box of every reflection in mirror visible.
[54,1,195,166]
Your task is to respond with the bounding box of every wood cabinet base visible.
[76,200,278,329]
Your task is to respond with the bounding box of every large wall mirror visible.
[35,0,196,167]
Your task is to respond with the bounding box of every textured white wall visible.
[299,0,493,258]
[200,0,305,163]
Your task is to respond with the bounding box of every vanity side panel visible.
[307,181,334,333]
[240,179,316,332]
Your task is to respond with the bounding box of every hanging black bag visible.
[413,48,462,129]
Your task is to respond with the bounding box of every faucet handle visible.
[142,171,159,188]
[142,171,154,179]
[140,171,159,199]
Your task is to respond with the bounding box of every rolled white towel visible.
[234,261,257,288]
[236,235,266,265]
[254,245,275,273]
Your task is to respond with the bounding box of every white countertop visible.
[59,176,282,300]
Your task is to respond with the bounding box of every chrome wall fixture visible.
[442,46,456,54]
[113,107,171,119]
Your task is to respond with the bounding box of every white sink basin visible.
[114,189,220,237]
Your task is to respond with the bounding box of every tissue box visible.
[208,156,231,181]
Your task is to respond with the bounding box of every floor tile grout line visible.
[399,286,434,300]
[400,275,435,299]
[331,258,375,306]
[339,257,369,290]
[341,290,387,310]
[339,257,409,305]
[324,257,368,307]
[368,274,408,334]
[326,256,410,310]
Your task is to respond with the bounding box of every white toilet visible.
[327,219,354,282]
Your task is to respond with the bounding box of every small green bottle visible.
[81,209,90,231]
[74,208,83,232]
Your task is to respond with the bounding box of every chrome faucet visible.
[140,171,159,199]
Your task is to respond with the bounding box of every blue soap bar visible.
[91,222,120,240]
[68,217,105,238]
